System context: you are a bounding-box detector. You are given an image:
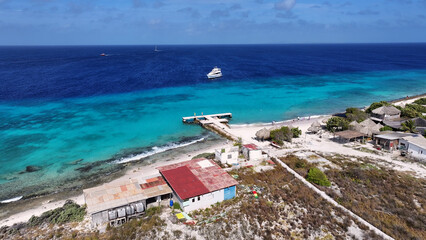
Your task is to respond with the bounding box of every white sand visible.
[393,94,425,107]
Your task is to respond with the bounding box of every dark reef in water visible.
[19,166,42,174]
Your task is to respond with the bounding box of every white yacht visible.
[207,67,222,79]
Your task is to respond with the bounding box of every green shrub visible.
[345,107,368,123]
[366,101,390,113]
[291,127,302,138]
[380,126,393,132]
[326,117,349,132]
[270,126,293,145]
[413,98,426,105]
[234,137,242,147]
[401,107,421,118]
[28,200,86,226]
[406,104,426,113]
[146,206,162,217]
[306,167,331,187]
[401,120,417,133]
[173,202,182,211]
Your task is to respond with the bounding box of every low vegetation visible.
[379,126,393,131]
[306,167,331,187]
[283,153,426,240]
[401,119,417,133]
[326,116,349,132]
[28,200,86,226]
[345,107,368,123]
[270,126,298,145]
[413,97,426,105]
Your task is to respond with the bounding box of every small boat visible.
[207,67,222,79]
[154,45,160,52]
[100,53,106,56]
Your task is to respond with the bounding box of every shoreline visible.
[0,92,425,227]
[0,136,229,227]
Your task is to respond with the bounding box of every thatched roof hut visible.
[308,121,322,133]
[372,106,401,116]
[255,128,270,140]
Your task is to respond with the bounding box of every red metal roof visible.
[158,158,238,200]
[160,166,209,200]
[243,144,259,150]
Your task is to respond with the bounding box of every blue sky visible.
[0,0,425,45]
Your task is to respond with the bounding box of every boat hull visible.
[207,73,222,79]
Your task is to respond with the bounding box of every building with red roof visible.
[158,158,238,212]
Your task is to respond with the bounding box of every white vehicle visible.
[207,67,222,79]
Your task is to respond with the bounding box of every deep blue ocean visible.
[1,44,426,201]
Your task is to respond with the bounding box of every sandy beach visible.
[1,94,425,228]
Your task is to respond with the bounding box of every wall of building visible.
[183,189,225,212]
[249,150,264,161]
[376,138,399,151]
[215,148,238,165]
[399,139,426,160]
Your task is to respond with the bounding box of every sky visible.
[0,0,425,45]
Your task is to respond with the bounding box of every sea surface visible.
[1,44,426,202]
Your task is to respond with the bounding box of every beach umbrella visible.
[255,128,270,140]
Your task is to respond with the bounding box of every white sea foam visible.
[0,196,23,204]
[115,137,206,164]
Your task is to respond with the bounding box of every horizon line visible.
[1,42,426,47]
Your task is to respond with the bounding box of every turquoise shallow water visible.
[0,69,426,200]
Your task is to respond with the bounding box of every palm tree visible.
[401,120,417,133]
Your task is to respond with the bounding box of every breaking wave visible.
[0,196,23,204]
[115,137,206,164]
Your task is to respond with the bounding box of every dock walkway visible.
[182,113,237,141]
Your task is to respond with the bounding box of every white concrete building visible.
[399,134,426,160]
[158,158,238,212]
[215,146,239,165]
[242,144,265,161]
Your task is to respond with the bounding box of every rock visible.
[25,166,42,173]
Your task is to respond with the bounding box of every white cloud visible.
[275,0,296,11]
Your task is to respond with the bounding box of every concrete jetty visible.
[182,113,238,141]
[182,113,232,125]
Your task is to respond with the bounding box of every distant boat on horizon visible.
[207,67,222,79]
[154,45,160,52]
[100,53,106,56]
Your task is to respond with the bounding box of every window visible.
[198,196,200,201]
[192,198,195,202]
[228,154,232,159]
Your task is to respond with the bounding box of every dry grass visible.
[283,153,426,240]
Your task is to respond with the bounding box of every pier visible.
[182,113,237,141]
